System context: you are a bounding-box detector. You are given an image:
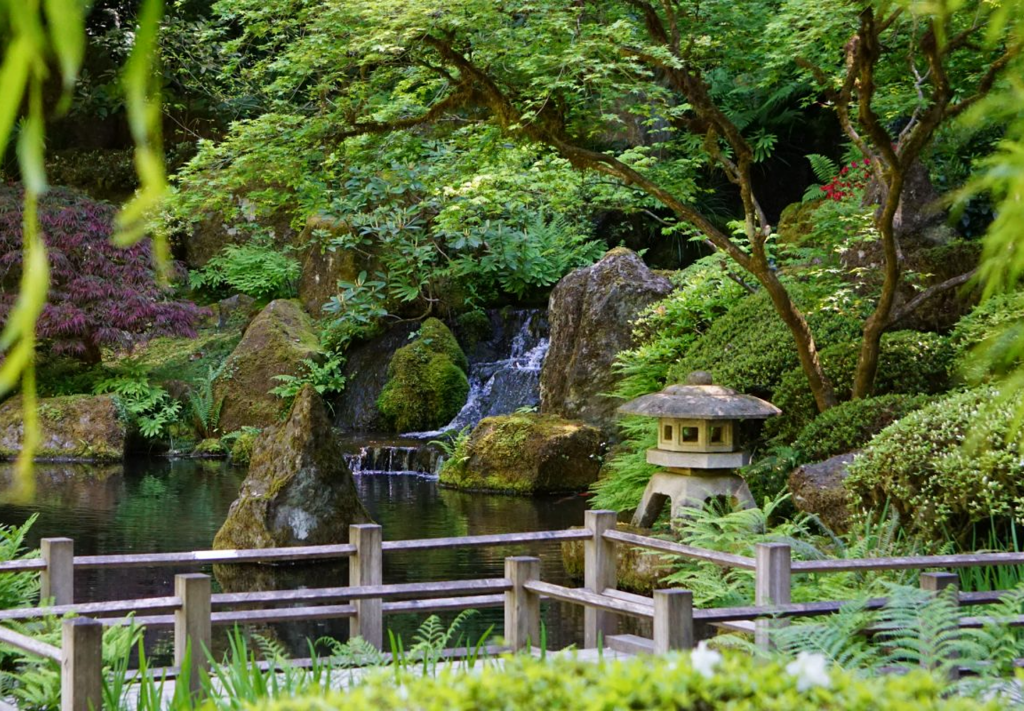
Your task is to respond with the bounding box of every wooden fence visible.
[4,510,1024,710]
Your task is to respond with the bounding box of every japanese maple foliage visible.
[0,184,203,363]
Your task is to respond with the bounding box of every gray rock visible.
[214,385,370,549]
[540,248,672,437]
[789,452,857,533]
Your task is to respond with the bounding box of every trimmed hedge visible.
[846,387,1024,542]
[667,288,863,400]
[253,652,994,711]
[792,393,932,464]
[767,331,955,444]
[950,291,1024,383]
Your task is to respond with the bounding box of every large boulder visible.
[334,323,418,432]
[294,215,381,316]
[377,318,469,433]
[439,413,602,494]
[213,299,321,432]
[541,248,672,436]
[0,395,124,461]
[788,452,856,533]
[214,385,370,549]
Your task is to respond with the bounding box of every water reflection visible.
[0,459,591,654]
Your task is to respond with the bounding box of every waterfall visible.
[341,309,550,475]
[402,309,549,439]
[342,437,445,477]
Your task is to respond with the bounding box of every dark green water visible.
[0,459,591,655]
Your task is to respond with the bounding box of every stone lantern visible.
[618,371,780,527]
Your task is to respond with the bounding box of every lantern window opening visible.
[662,423,674,443]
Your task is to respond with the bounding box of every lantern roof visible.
[617,372,781,421]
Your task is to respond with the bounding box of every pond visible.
[0,458,592,659]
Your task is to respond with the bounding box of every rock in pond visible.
[377,318,469,433]
[788,452,857,534]
[213,299,321,432]
[0,394,125,461]
[541,248,672,437]
[214,385,370,549]
[439,413,602,494]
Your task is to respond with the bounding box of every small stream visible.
[0,459,590,658]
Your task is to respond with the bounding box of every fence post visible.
[504,556,541,652]
[349,523,383,649]
[754,542,791,651]
[41,538,74,606]
[174,573,212,696]
[584,510,617,648]
[61,617,102,711]
[921,571,960,680]
[653,589,694,653]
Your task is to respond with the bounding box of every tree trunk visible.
[755,265,839,412]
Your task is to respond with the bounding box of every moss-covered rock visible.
[789,453,857,533]
[439,413,602,494]
[541,248,673,436]
[767,331,955,443]
[213,299,322,432]
[214,385,370,549]
[561,522,670,594]
[777,199,825,245]
[294,214,382,315]
[377,318,469,433]
[0,394,124,461]
[192,438,227,458]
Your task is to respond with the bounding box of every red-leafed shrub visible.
[0,184,204,363]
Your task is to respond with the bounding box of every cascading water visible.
[406,310,549,438]
[342,309,550,476]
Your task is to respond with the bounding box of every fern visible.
[188,365,224,438]
[806,153,839,183]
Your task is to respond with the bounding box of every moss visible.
[0,394,124,461]
[439,413,602,494]
[213,299,322,431]
[192,438,227,458]
[668,287,862,399]
[777,199,825,245]
[228,429,260,466]
[791,393,933,463]
[767,331,955,443]
[846,387,1024,543]
[455,310,492,349]
[377,318,469,433]
[124,327,242,386]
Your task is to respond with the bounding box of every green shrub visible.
[613,254,748,401]
[792,393,933,463]
[846,388,1024,543]
[950,291,1024,383]
[768,331,955,444]
[189,244,301,301]
[668,286,862,399]
[378,318,469,433]
[254,650,990,711]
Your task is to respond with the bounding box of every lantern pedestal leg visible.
[631,470,755,527]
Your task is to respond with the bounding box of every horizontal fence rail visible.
[8,510,1024,707]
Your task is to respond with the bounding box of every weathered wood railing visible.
[5,510,1024,708]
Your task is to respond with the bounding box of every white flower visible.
[690,641,722,679]
[786,652,831,692]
